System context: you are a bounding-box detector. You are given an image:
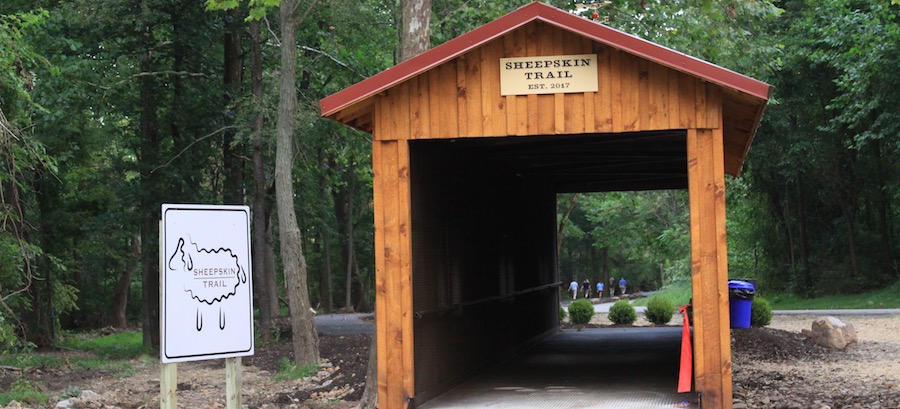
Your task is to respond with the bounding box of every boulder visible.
[801,316,858,350]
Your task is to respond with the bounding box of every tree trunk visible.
[335,175,356,312]
[223,8,244,205]
[601,247,610,297]
[276,0,319,366]
[139,33,161,349]
[321,229,333,313]
[398,0,432,62]
[112,235,140,328]
[795,175,813,297]
[266,213,280,316]
[357,332,378,409]
[837,191,860,278]
[250,18,274,341]
[556,194,579,259]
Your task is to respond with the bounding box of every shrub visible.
[559,306,567,322]
[750,297,773,327]
[644,296,675,325]
[567,299,594,324]
[608,300,637,325]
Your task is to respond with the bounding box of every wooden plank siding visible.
[371,140,415,409]
[372,25,722,142]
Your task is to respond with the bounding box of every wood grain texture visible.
[687,128,733,409]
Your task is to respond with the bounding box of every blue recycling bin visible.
[728,280,756,328]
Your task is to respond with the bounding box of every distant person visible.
[596,281,604,299]
[609,277,616,296]
[581,279,591,299]
[569,278,579,299]
[619,277,627,295]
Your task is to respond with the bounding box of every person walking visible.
[619,277,627,296]
[581,279,591,299]
[569,278,579,299]
[609,277,616,296]
[596,281,604,299]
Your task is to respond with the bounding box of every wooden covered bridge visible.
[320,3,770,408]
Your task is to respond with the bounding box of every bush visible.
[644,296,675,325]
[750,297,773,327]
[567,299,594,324]
[559,306,567,322]
[608,300,637,325]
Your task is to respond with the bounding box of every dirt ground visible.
[2,313,899,408]
[732,314,900,408]
[1,318,371,409]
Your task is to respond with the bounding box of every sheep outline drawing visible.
[167,236,248,331]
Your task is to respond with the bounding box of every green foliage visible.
[742,0,900,296]
[558,191,691,293]
[0,379,49,405]
[0,312,20,353]
[608,300,637,325]
[60,385,82,399]
[750,297,773,328]
[0,8,51,113]
[567,299,594,324]
[274,358,319,381]
[205,0,285,21]
[644,296,675,326]
[559,305,567,322]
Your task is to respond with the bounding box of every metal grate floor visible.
[418,327,699,409]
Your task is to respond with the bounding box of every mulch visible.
[731,326,834,362]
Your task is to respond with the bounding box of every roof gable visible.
[320,2,770,176]
[321,2,769,117]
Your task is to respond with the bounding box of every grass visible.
[0,329,146,404]
[274,358,320,381]
[0,379,50,406]
[57,330,147,376]
[766,280,900,310]
[59,330,148,360]
[636,278,900,310]
[0,353,62,369]
[0,331,147,405]
[633,280,692,308]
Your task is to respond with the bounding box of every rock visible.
[53,400,72,409]
[801,316,858,349]
[79,390,103,402]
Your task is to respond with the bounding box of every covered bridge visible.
[320,3,770,409]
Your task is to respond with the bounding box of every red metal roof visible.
[320,1,770,118]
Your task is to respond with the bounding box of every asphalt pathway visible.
[314,306,900,336]
[314,312,374,336]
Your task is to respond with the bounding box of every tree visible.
[276,0,319,367]
[0,8,75,348]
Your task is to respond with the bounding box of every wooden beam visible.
[687,128,733,409]
[372,140,414,409]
